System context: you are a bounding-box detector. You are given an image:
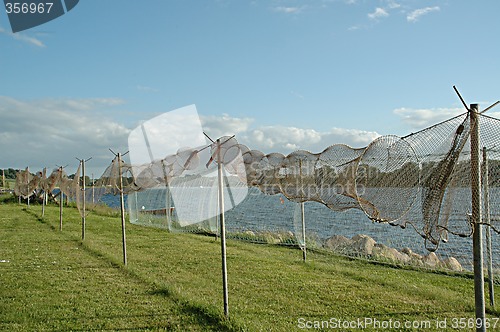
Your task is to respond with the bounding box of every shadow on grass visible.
[21,207,241,331]
[150,288,235,332]
[22,206,58,231]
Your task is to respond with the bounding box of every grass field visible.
[0,178,14,190]
[1,196,499,331]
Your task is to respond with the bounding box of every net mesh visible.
[12,110,500,271]
[125,111,500,270]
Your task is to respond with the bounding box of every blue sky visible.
[1,0,499,175]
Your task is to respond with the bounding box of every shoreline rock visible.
[324,233,463,272]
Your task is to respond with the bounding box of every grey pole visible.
[217,139,229,318]
[298,159,306,262]
[482,147,494,308]
[166,187,172,231]
[76,157,92,241]
[118,153,128,266]
[301,202,306,262]
[81,160,86,241]
[59,191,63,231]
[470,104,486,332]
[42,168,46,218]
[161,159,172,231]
[41,191,46,218]
[27,166,30,207]
[59,167,64,231]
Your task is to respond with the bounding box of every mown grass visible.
[1,197,499,331]
[0,178,15,190]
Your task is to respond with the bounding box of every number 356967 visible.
[5,2,54,14]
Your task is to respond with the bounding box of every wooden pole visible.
[27,166,30,207]
[59,191,63,231]
[299,159,307,262]
[301,202,307,262]
[217,139,229,318]
[161,160,172,231]
[118,153,127,266]
[41,191,46,218]
[482,147,494,308]
[81,160,86,241]
[470,104,486,332]
[166,187,171,231]
[92,173,95,205]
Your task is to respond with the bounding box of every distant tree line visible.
[1,168,21,179]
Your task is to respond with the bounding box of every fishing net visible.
[124,110,500,257]
[355,135,420,223]
[127,135,248,230]
[314,144,364,212]
[14,105,500,270]
[14,167,35,199]
[93,156,139,199]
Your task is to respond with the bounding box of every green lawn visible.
[0,178,14,190]
[0,198,499,331]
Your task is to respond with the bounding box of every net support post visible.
[81,160,86,241]
[118,153,128,266]
[217,139,229,319]
[482,147,494,308]
[41,191,46,218]
[161,159,172,232]
[470,104,486,332]
[301,202,307,262]
[27,166,30,207]
[59,191,63,231]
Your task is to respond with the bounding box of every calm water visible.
[98,186,499,270]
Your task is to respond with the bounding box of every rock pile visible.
[324,234,463,272]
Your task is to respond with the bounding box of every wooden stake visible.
[59,191,63,231]
[299,159,307,262]
[161,159,172,231]
[217,139,229,318]
[482,147,494,308]
[301,202,306,262]
[81,160,86,241]
[470,104,486,332]
[118,153,127,266]
[41,191,46,218]
[27,166,30,207]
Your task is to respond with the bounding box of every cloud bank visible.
[1,97,383,175]
[0,96,130,175]
[393,107,463,129]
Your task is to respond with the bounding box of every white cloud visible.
[407,6,440,23]
[0,96,130,175]
[393,107,463,129]
[201,113,254,139]
[273,6,303,14]
[0,100,382,176]
[386,1,401,9]
[368,7,389,20]
[0,27,45,47]
[240,125,379,153]
[200,113,380,154]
